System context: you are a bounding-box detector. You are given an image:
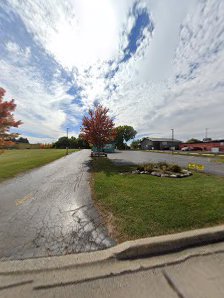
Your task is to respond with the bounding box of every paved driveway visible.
[0,150,114,260]
[108,151,224,176]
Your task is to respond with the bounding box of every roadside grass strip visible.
[0,149,79,182]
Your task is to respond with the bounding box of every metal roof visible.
[141,137,182,143]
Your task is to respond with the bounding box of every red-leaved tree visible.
[0,87,22,152]
[80,105,115,150]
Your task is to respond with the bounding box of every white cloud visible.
[6,41,31,63]
[8,0,131,71]
[102,0,224,141]
[1,0,224,143]
[0,58,74,143]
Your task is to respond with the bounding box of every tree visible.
[115,125,137,150]
[80,105,115,150]
[40,143,53,149]
[53,135,90,149]
[187,138,201,143]
[54,136,70,149]
[76,135,90,149]
[0,87,22,151]
[130,139,141,150]
[11,137,29,143]
[69,136,77,149]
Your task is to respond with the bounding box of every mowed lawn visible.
[0,149,79,182]
[91,158,224,242]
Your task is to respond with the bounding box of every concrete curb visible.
[1,225,224,273]
[112,224,224,260]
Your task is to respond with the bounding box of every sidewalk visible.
[1,228,224,297]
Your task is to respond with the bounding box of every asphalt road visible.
[108,150,224,176]
[0,150,114,261]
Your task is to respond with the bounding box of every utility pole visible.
[66,128,69,155]
[205,128,208,139]
[171,128,174,154]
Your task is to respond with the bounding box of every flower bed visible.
[131,162,192,178]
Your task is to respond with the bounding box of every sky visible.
[0,0,223,143]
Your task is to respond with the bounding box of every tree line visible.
[53,125,138,150]
[53,135,90,149]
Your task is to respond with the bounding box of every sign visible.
[211,148,219,153]
[188,163,196,170]
[196,164,205,171]
[188,163,205,171]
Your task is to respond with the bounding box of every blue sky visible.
[0,0,223,143]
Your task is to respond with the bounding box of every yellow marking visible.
[16,193,33,206]
[188,163,196,169]
[196,164,205,171]
[188,163,205,171]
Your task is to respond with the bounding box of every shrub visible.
[157,162,169,169]
[137,165,145,171]
[136,162,182,174]
[168,164,182,173]
[144,163,155,173]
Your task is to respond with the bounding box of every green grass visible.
[217,156,224,163]
[141,149,218,158]
[0,149,79,182]
[91,158,224,242]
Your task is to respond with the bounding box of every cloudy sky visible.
[0,0,223,143]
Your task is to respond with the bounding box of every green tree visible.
[69,136,77,149]
[53,135,90,149]
[115,125,137,150]
[16,137,29,143]
[76,136,90,149]
[130,139,141,150]
[54,136,70,149]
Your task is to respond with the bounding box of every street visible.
[108,150,224,176]
[0,150,114,260]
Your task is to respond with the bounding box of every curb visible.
[112,224,224,260]
[1,225,224,273]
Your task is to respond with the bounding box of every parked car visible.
[181,147,190,151]
[90,151,107,157]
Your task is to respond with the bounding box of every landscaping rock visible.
[132,164,193,178]
[170,174,177,178]
[161,174,169,178]
[132,170,140,174]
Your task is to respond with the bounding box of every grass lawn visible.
[141,149,219,158]
[217,156,224,163]
[91,158,224,242]
[0,149,79,182]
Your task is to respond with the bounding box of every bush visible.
[168,164,182,173]
[136,162,182,174]
[157,162,169,169]
[137,165,145,171]
[144,163,155,173]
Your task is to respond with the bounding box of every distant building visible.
[180,139,224,152]
[140,138,182,150]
